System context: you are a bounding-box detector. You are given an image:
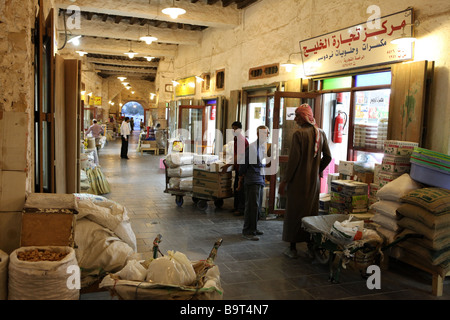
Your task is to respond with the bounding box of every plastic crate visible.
[410,162,450,189]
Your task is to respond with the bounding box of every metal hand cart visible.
[163,159,194,207]
[301,214,422,283]
[302,214,384,283]
[163,160,233,210]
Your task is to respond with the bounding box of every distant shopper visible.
[237,125,269,241]
[130,117,135,132]
[279,104,332,258]
[120,117,131,159]
[222,121,248,216]
[86,119,104,151]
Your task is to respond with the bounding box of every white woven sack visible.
[0,250,8,300]
[8,246,80,300]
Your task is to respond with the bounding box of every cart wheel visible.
[214,199,224,208]
[197,200,208,211]
[192,197,200,204]
[175,195,184,207]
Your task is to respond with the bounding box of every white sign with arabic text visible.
[300,8,414,76]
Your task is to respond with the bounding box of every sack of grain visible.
[8,246,80,300]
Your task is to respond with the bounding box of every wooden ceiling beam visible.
[54,0,240,28]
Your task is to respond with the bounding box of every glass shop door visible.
[178,105,206,154]
[268,91,322,216]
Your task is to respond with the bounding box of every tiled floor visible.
[82,131,450,300]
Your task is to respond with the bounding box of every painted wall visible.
[171,0,450,154]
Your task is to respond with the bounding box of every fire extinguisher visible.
[333,111,347,143]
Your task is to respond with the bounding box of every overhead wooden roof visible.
[55,0,260,80]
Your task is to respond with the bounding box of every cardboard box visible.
[193,186,233,199]
[355,171,374,184]
[0,171,26,212]
[193,178,232,190]
[0,211,22,254]
[331,180,368,195]
[193,169,232,182]
[331,192,368,208]
[338,161,355,176]
[210,162,232,173]
[0,111,27,171]
[20,211,76,247]
[383,140,418,156]
[377,171,402,187]
[381,155,411,173]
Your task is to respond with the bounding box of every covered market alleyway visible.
[81,134,450,300]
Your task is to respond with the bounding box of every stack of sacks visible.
[371,173,422,243]
[395,188,450,268]
[166,153,194,191]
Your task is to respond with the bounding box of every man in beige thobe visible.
[279,104,332,258]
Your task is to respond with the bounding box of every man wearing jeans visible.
[237,126,269,241]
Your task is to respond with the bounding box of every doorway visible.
[178,105,207,154]
[121,101,145,131]
[269,91,322,215]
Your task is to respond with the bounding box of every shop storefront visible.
[263,8,434,215]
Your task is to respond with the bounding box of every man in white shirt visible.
[120,117,131,159]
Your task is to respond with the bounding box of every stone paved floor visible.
[81,131,450,301]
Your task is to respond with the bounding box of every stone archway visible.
[121,101,145,131]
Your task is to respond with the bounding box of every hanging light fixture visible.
[140,25,158,45]
[118,76,127,82]
[281,51,302,72]
[124,41,138,59]
[391,20,420,45]
[162,0,186,19]
[144,56,155,61]
[195,76,205,82]
[280,60,297,72]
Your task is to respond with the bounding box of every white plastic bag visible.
[331,216,364,241]
[146,251,196,286]
[114,260,147,282]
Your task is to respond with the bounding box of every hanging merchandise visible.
[333,111,347,143]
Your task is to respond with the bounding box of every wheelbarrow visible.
[301,214,384,283]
